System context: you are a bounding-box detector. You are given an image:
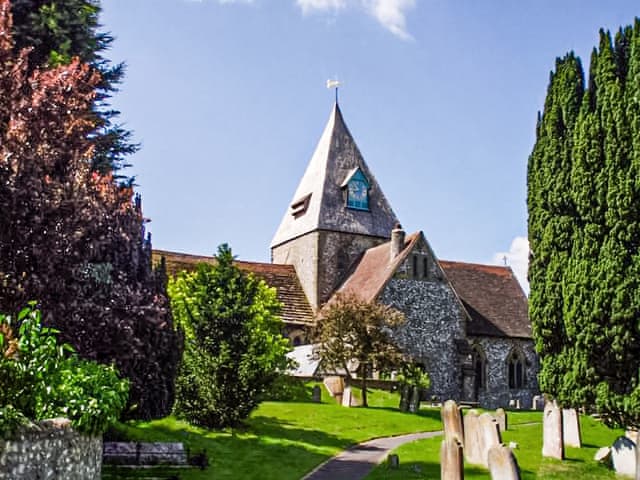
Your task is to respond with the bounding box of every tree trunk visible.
[361,364,368,408]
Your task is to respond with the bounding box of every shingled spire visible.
[271,102,399,310]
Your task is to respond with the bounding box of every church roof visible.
[152,250,314,326]
[336,231,421,302]
[271,103,399,248]
[439,261,531,339]
[333,234,531,339]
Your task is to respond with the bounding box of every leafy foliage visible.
[0,305,129,437]
[528,19,640,427]
[313,294,405,407]
[0,1,180,421]
[168,244,291,429]
[10,0,136,175]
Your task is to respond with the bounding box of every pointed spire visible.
[271,103,399,248]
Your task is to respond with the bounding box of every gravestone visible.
[488,444,521,480]
[323,376,344,397]
[409,386,421,413]
[562,408,581,448]
[440,438,464,480]
[611,436,636,477]
[488,445,520,479]
[341,386,353,408]
[441,400,464,443]
[387,454,399,469]
[532,395,544,411]
[495,408,507,432]
[594,446,611,464]
[464,409,483,465]
[542,402,564,460]
[311,385,321,403]
[479,413,502,467]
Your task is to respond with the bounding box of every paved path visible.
[301,430,443,480]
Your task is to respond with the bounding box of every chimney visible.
[390,223,405,260]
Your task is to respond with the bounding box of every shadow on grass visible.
[368,459,489,479]
[366,405,442,422]
[107,418,358,480]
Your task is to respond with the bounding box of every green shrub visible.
[0,304,129,437]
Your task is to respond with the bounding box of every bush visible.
[169,244,291,428]
[0,305,129,437]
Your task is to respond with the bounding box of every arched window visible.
[472,345,486,398]
[507,349,525,389]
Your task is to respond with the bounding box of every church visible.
[156,102,539,409]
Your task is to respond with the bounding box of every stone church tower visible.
[271,103,399,310]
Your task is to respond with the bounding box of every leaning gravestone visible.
[488,444,521,480]
[441,400,464,443]
[341,386,353,408]
[464,409,483,465]
[495,408,507,432]
[542,401,564,460]
[408,386,421,413]
[479,413,502,467]
[532,395,545,411]
[440,437,464,480]
[323,376,344,404]
[562,408,581,448]
[311,385,321,403]
[611,436,636,477]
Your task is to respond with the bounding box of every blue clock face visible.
[348,179,369,210]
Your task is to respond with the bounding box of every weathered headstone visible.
[532,395,545,411]
[387,454,399,469]
[495,408,507,432]
[311,385,321,403]
[594,446,611,464]
[440,438,464,480]
[441,400,464,443]
[562,408,581,448]
[463,409,483,465]
[408,386,421,413]
[542,401,564,460]
[341,386,353,408]
[479,413,502,467]
[611,436,636,477]
[323,376,344,397]
[488,444,521,480]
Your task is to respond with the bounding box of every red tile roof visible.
[336,232,421,301]
[152,250,314,325]
[440,261,531,339]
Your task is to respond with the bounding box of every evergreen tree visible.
[0,1,180,420]
[529,19,640,427]
[10,0,136,175]
[169,245,291,428]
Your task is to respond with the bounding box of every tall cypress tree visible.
[529,20,640,427]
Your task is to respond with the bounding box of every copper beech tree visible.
[313,294,405,407]
[0,0,180,420]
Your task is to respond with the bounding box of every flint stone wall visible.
[380,272,466,402]
[469,336,539,409]
[0,418,101,480]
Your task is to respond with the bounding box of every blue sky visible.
[100,0,639,290]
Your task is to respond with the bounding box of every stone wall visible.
[470,336,539,409]
[380,237,469,402]
[0,418,102,480]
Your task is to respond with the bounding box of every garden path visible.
[300,430,442,480]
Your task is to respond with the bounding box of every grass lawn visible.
[103,385,442,480]
[366,412,625,479]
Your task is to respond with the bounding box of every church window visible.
[345,169,370,210]
[507,349,525,389]
[291,193,312,218]
[423,257,428,278]
[472,345,486,395]
[412,255,418,277]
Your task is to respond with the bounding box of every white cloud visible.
[295,0,415,40]
[492,236,530,295]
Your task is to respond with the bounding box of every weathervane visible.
[326,78,342,104]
